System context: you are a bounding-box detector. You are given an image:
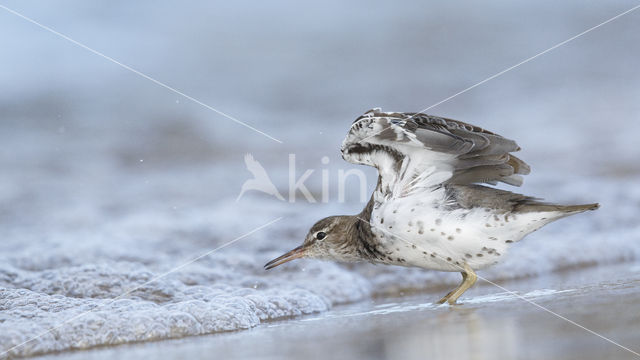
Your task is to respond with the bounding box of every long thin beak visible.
[264,245,306,270]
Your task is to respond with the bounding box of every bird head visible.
[264,215,355,270]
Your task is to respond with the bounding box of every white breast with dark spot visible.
[369,188,561,271]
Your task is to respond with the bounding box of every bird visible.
[237,153,285,202]
[264,108,599,304]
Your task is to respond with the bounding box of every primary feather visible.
[341,108,531,198]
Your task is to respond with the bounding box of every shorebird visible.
[265,108,598,304]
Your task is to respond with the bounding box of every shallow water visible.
[1,0,640,358]
[30,263,640,360]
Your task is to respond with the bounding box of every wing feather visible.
[341,108,531,198]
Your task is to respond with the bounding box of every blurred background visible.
[1,1,639,359]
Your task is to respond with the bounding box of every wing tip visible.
[353,107,383,123]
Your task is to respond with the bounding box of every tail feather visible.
[558,203,600,213]
[517,202,600,213]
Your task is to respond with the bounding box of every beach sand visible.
[34,262,640,360]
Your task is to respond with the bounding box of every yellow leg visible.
[437,263,477,305]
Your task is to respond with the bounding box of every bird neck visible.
[357,192,375,222]
[343,193,383,262]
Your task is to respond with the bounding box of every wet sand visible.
[34,262,640,360]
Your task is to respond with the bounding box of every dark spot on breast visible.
[447,236,454,241]
[488,237,497,241]
[440,232,446,236]
[418,229,424,234]
[380,218,384,224]
[392,209,397,214]
[485,223,491,227]
[505,240,513,243]
[465,253,472,258]
[430,228,435,232]
[430,253,436,258]
[411,208,415,212]
[435,219,442,225]
[389,226,393,229]
[476,253,483,257]
[412,244,417,249]
[422,251,427,255]
[456,228,461,233]
[396,248,400,251]
[447,257,452,261]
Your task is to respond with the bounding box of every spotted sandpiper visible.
[265,108,598,304]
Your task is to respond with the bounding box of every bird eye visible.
[316,231,326,240]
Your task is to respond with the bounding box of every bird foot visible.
[436,265,477,305]
[437,291,455,304]
[436,296,459,305]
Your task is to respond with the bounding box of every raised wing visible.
[341,108,530,198]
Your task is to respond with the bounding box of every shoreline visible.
[30,262,640,360]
